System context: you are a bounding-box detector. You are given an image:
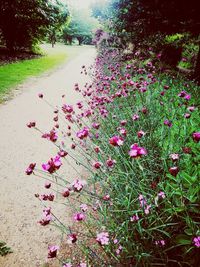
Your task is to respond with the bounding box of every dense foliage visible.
[0,0,69,51]
[91,0,200,82]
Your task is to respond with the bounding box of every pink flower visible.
[132,114,140,121]
[93,161,102,169]
[184,113,191,119]
[178,90,187,98]
[68,233,77,243]
[63,263,72,267]
[26,163,36,175]
[106,158,116,168]
[38,93,43,98]
[119,128,127,136]
[72,179,86,192]
[45,182,51,189]
[47,245,59,258]
[42,156,62,174]
[169,153,179,161]
[192,132,200,143]
[74,213,85,221]
[158,191,166,199]
[96,232,109,246]
[184,94,191,100]
[144,205,151,215]
[76,127,89,140]
[77,263,87,267]
[42,129,58,142]
[80,204,88,212]
[120,120,127,126]
[62,104,73,113]
[92,122,100,129]
[58,150,68,157]
[137,130,145,138]
[39,214,52,226]
[129,143,147,158]
[169,166,179,177]
[193,236,200,247]
[164,120,172,127]
[27,121,36,128]
[62,188,70,197]
[155,240,165,246]
[130,214,139,222]
[187,106,195,112]
[109,136,124,146]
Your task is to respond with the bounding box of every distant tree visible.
[0,0,69,51]
[62,9,99,45]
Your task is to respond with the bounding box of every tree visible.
[63,9,99,45]
[92,0,200,81]
[0,0,69,51]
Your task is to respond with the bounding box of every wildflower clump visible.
[26,46,200,266]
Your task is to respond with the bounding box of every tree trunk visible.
[194,43,200,84]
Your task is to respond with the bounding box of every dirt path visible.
[0,46,96,267]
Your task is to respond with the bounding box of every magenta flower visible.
[26,163,36,175]
[119,128,127,136]
[74,213,85,221]
[130,214,139,222]
[184,94,191,100]
[42,156,62,174]
[58,150,68,157]
[42,129,58,142]
[27,121,36,128]
[68,233,77,243]
[72,179,86,192]
[106,158,116,168]
[178,90,187,98]
[169,153,179,161]
[62,188,70,197]
[158,191,166,199]
[109,136,124,146]
[120,120,127,126]
[96,232,109,246]
[38,93,43,98]
[187,106,195,112]
[132,114,140,121]
[129,143,147,158]
[137,130,145,138]
[39,214,52,226]
[169,166,179,177]
[93,161,102,169]
[62,104,73,114]
[77,263,87,267]
[47,245,59,258]
[184,113,191,119]
[164,120,172,127]
[155,240,165,246]
[92,122,100,129]
[45,182,51,189]
[80,204,88,212]
[76,127,89,140]
[192,132,200,143]
[193,236,200,247]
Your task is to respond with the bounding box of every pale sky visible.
[62,0,95,9]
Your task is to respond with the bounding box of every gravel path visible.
[0,46,95,267]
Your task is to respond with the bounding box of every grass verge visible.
[0,44,70,102]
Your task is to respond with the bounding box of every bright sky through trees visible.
[64,0,95,9]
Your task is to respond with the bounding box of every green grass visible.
[0,44,76,102]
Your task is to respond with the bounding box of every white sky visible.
[62,0,95,9]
